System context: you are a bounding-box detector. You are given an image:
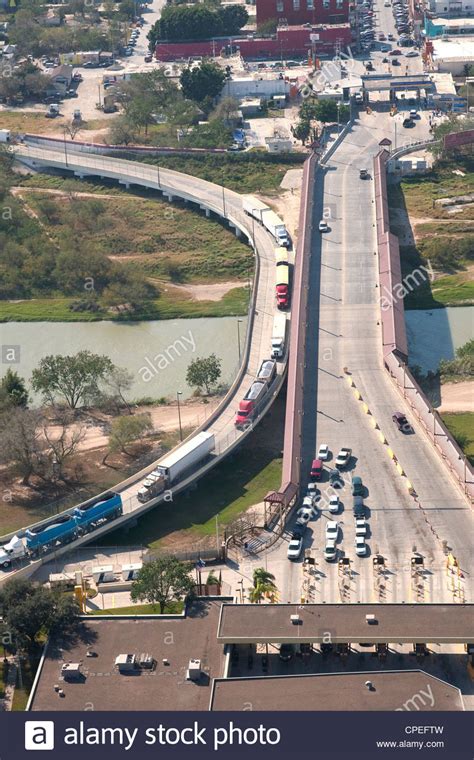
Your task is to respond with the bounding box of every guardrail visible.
[373,148,474,501]
[0,145,289,570]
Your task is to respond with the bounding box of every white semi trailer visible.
[137,431,215,503]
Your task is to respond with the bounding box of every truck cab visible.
[0,535,27,569]
[137,471,165,502]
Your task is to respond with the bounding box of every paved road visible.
[2,143,288,580]
[297,111,472,604]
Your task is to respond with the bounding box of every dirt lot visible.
[438,381,474,413]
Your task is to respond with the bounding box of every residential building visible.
[256,0,349,27]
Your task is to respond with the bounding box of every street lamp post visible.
[63,128,69,167]
[237,319,243,365]
[176,391,183,441]
[222,183,226,217]
[337,101,341,134]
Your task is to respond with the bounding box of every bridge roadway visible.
[1,143,289,580]
[298,113,473,602]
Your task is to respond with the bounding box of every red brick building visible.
[155,24,352,61]
[256,0,349,27]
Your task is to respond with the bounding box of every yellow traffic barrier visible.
[378,430,386,444]
[353,389,362,400]
[362,403,370,414]
[387,447,395,460]
[346,375,354,386]
[370,417,378,429]
[396,462,405,476]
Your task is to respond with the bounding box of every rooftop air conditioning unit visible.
[186,658,202,681]
[290,614,301,624]
[366,614,377,624]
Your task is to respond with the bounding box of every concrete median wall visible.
[373,150,473,501]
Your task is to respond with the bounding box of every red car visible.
[390,49,402,55]
[310,459,323,481]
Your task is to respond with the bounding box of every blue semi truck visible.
[0,492,123,564]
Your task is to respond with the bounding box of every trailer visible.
[26,514,78,552]
[275,247,288,265]
[257,359,277,385]
[271,313,287,359]
[262,209,289,247]
[0,129,11,143]
[242,195,269,223]
[74,491,122,531]
[137,431,215,502]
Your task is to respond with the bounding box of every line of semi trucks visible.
[0,199,291,570]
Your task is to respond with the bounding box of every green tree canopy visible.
[180,61,226,105]
[0,368,29,409]
[186,354,222,394]
[31,350,115,409]
[148,4,248,45]
[0,579,80,651]
[103,413,153,464]
[130,556,194,613]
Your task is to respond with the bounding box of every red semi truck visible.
[234,380,268,429]
[276,262,290,309]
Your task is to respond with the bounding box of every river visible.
[405,306,473,373]
[1,317,248,405]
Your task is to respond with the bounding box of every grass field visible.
[389,156,474,308]
[440,412,474,464]
[0,286,249,322]
[89,601,184,615]
[0,110,108,135]
[1,177,253,321]
[100,395,285,550]
[135,152,305,195]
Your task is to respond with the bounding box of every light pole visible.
[237,319,243,365]
[466,77,474,114]
[337,101,341,134]
[222,183,226,217]
[176,390,183,441]
[63,127,69,167]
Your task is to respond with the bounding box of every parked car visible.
[324,539,337,562]
[319,220,329,233]
[335,447,352,469]
[351,475,364,496]
[296,506,314,526]
[392,59,401,66]
[355,517,367,536]
[355,535,368,556]
[144,54,153,62]
[329,494,340,514]
[405,50,419,57]
[287,534,304,560]
[359,168,369,179]
[310,459,323,481]
[390,49,402,55]
[326,520,338,542]
[403,117,415,126]
[353,495,365,516]
[329,469,344,488]
[306,482,320,504]
[317,443,330,461]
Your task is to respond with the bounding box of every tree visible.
[0,369,29,409]
[248,568,277,603]
[42,408,86,480]
[211,96,240,124]
[180,61,226,105]
[0,579,80,652]
[102,366,134,413]
[130,556,194,613]
[186,354,222,395]
[0,407,43,485]
[31,351,115,409]
[103,413,153,464]
[218,5,248,34]
[108,116,139,146]
[292,119,310,145]
[148,4,248,44]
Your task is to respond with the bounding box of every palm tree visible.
[248,568,277,604]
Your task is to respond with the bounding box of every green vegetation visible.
[439,339,474,382]
[186,354,222,395]
[0,162,253,320]
[180,61,226,105]
[89,600,184,615]
[389,155,474,308]
[148,4,248,44]
[11,655,40,712]
[100,398,284,549]
[0,60,49,105]
[441,413,474,465]
[137,152,305,195]
[248,568,278,603]
[292,98,350,145]
[131,556,194,613]
[0,661,6,700]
